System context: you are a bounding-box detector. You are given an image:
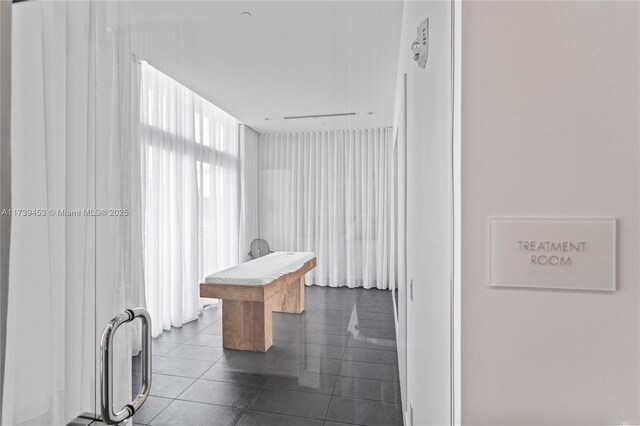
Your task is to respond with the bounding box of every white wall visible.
[461,1,640,424]
[394,1,453,424]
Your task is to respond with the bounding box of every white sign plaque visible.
[489,218,616,291]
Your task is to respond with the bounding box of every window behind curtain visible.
[139,62,240,336]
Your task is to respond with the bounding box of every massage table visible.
[200,251,316,352]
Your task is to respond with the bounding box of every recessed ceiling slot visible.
[283,112,356,120]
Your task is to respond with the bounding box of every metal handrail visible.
[100,308,152,425]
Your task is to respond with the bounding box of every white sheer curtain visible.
[140,62,241,337]
[258,128,395,289]
[239,125,260,263]
[3,1,140,424]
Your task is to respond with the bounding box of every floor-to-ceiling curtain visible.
[3,1,140,424]
[259,128,395,289]
[239,125,260,263]
[140,62,241,337]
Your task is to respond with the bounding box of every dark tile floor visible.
[132,286,403,426]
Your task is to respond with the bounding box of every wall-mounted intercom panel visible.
[411,18,429,69]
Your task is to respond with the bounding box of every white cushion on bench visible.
[204,251,315,286]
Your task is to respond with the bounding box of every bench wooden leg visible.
[271,275,305,314]
[222,299,272,352]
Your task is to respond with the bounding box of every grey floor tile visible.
[155,328,198,344]
[273,343,318,361]
[249,389,331,419]
[304,323,353,336]
[177,378,260,407]
[305,291,325,298]
[284,342,346,360]
[148,374,196,399]
[339,360,400,382]
[272,318,305,328]
[197,308,222,325]
[356,318,396,331]
[356,312,395,322]
[325,288,361,297]
[321,287,362,301]
[346,336,397,352]
[273,330,350,346]
[329,288,362,297]
[153,357,213,378]
[131,395,172,424]
[325,396,403,426]
[269,355,341,376]
[164,344,224,362]
[132,371,195,398]
[354,304,395,315]
[309,315,352,327]
[304,306,321,315]
[201,363,269,387]
[228,357,288,375]
[314,301,358,311]
[149,399,243,426]
[304,295,324,303]
[354,327,395,340]
[304,292,326,300]
[323,422,357,426]
[305,286,330,295]
[343,347,398,365]
[314,299,361,310]
[201,303,222,312]
[236,411,324,426]
[184,333,223,347]
[333,376,401,403]
[133,355,163,372]
[358,295,392,306]
[179,318,217,333]
[271,334,305,345]
[263,372,338,395]
[151,341,180,356]
[219,347,284,368]
[305,306,321,315]
[354,298,391,308]
[201,321,223,335]
[214,360,276,375]
[358,289,391,297]
[273,321,307,332]
[313,308,356,317]
[302,333,349,347]
[271,331,306,343]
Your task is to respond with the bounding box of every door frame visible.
[0,1,11,422]
[451,0,462,424]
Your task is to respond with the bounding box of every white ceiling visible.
[127,1,404,134]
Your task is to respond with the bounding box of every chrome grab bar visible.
[100,308,152,425]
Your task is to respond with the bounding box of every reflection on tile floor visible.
[132,286,403,426]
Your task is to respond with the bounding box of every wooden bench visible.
[200,253,316,352]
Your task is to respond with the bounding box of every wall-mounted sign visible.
[489,218,616,291]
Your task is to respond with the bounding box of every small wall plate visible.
[411,18,429,69]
